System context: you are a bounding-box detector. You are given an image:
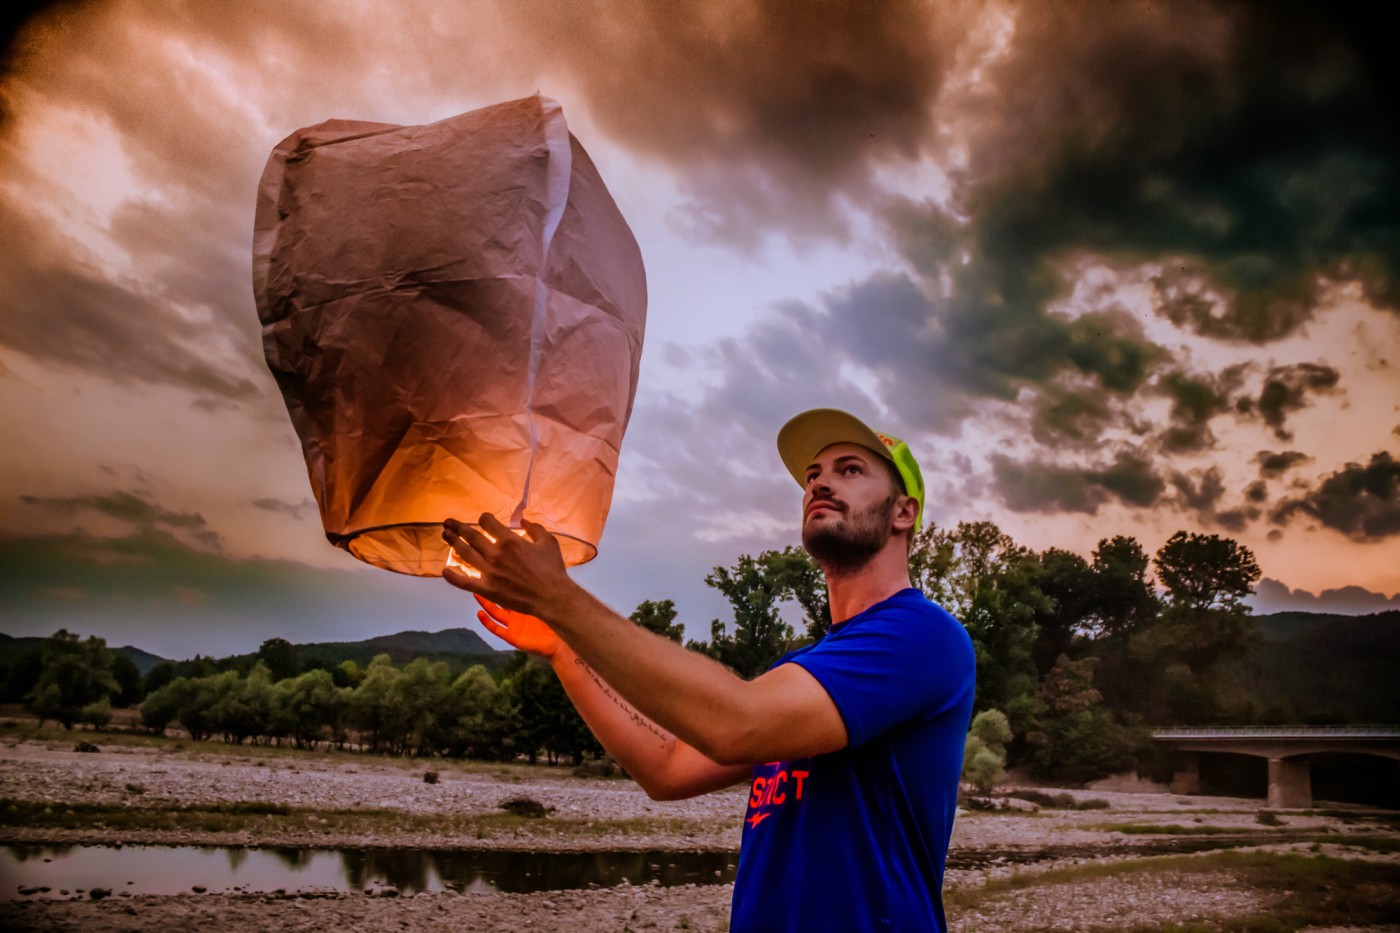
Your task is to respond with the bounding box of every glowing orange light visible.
[445,527,527,578]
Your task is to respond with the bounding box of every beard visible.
[802,495,895,574]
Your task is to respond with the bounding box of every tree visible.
[444,664,517,760]
[1153,531,1261,614]
[630,600,685,642]
[256,637,300,682]
[271,669,347,749]
[1026,655,1141,783]
[758,546,830,641]
[1145,532,1262,679]
[110,654,145,708]
[24,630,119,730]
[912,523,1046,722]
[1031,548,1096,677]
[143,661,178,696]
[703,554,795,679]
[962,709,1012,795]
[1086,536,1157,639]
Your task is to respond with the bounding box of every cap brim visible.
[776,409,892,487]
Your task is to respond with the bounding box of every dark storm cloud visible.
[1156,367,1245,452]
[991,449,1165,515]
[951,0,1400,343]
[1244,363,1341,440]
[1256,450,1313,477]
[18,489,223,550]
[0,206,260,398]
[1169,465,1258,531]
[502,0,971,242]
[250,496,316,520]
[1273,451,1400,540]
[0,526,503,658]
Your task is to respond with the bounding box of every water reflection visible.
[2,845,740,900]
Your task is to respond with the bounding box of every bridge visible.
[1152,726,1400,808]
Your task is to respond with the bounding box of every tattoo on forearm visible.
[573,657,670,746]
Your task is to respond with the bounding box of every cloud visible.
[251,496,316,520]
[17,489,223,551]
[1249,577,1400,615]
[1256,450,1312,477]
[1243,363,1341,440]
[496,0,973,244]
[0,526,499,658]
[1272,451,1400,539]
[952,0,1400,343]
[991,449,1165,514]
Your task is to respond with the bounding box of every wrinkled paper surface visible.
[252,95,646,575]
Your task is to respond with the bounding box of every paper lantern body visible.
[252,96,646,575]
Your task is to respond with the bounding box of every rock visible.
[74,741,101,753]
[192,885,207,893]
[423,771,439,784]
[89,887,111,900]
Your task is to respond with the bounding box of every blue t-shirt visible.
[729,588,975,933]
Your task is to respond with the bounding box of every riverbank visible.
[3,732,1397,930]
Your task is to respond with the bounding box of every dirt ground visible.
[2,736,1397,931]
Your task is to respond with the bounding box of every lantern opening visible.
[333,522,596,577]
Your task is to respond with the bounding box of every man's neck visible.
[823,543,914,625]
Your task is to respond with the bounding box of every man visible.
[443,408,975,932]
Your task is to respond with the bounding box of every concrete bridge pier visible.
[1267,757,1311,809]
[1171,753,1201,795]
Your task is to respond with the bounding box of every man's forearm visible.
[542,582,759,766]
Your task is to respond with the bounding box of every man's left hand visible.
[441,513,572,619]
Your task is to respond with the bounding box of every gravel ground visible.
[3,737,1398,931]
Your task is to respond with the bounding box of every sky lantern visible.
[252,95,647,576]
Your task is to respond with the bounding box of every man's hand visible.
[441,513,574,619]
[474,596,563,660]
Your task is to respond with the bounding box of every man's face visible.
[800,443,901,572]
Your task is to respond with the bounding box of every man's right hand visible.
[474,595,564,660]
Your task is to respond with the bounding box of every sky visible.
[1,0,1398,660]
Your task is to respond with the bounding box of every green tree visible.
[758,546,830,641]
[271,669,347,749]
[1154,531,1261,614]
[912,523,1046,724]
[703,554,796,679]
[256,637,300,682]
[630,600,685,642]
[444,664,517,760]
[1086,536,1158,639]
[24,630,119,730]
[1032,548,1096,677]
[504,655,598,765]
[1136,532,1263,720]
[110,654,145,708]
[962,709,1012,795]
[78,696,112,730]
[1026,655,1141,783]
[208,665,274,744]
[143,661,177,696]
[348,654,403,753]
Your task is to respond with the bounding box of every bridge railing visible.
[1152,725,1400,740]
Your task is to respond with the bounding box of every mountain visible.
[1,626,512,680]
[288,627,508,672]
[0,633,170,676]
[1238,610,1400,723]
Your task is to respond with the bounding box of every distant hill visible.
[1239,610,1400,723]
[1,627,513,679]
[0,633,170,676]
[287,627,509,673]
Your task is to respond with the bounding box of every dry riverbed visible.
[2,732,1397,931]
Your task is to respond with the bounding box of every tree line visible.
[3,522,1270,784]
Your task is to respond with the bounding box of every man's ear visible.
[891,494,919,534]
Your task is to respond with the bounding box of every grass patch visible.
[948,850,1400,932]
[0,797,716,841]
[1096,823,1256,835]
[1327,834,1400,854]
